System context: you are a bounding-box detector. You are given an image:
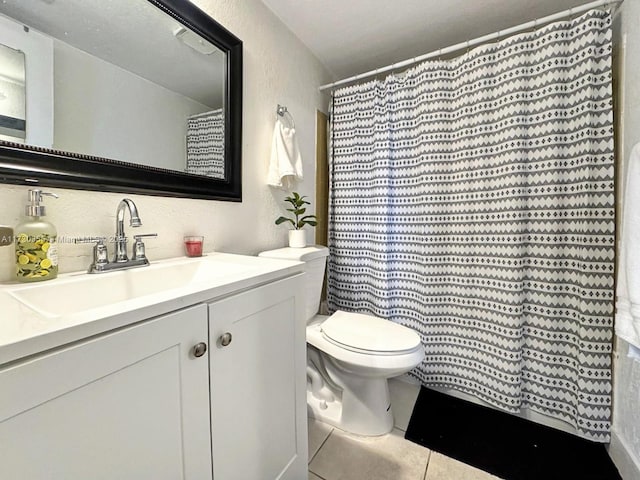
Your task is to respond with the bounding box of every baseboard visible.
[608,429,640,480]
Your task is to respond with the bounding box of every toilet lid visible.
[321,310,421,353]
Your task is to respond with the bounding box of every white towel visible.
[616,142,640,348]
[267,118,303,189]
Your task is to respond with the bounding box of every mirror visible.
[0,43,25,143]
[0,0,242,200]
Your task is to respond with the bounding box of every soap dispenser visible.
[15,189,59,282]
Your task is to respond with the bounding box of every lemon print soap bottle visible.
[15,189,59,282]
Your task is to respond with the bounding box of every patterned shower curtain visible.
[186,108,225,178]
[327,10,614,441]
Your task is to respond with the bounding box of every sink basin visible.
[7,254,261,318]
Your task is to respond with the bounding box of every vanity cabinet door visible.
[0,304,212,480]
[208,274,307,480]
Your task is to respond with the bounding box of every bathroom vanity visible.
[0,253,307,479]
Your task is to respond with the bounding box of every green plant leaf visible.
[298,214,318,228]
[275,217,295,226]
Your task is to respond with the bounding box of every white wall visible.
[53,41,210,171]
[0,0,332,282]
[610,1,640,479]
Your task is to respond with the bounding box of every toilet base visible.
[307,375,394,437]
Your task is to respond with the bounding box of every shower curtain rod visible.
[318,0,622,92]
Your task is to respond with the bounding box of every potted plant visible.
[275,192,318,248]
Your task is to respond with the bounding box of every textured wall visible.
[611,0,640,478]
[0,0,332,282]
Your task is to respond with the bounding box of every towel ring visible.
[277,104,295,128]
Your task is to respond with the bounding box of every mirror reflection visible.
[0,43,25,143]
[0,0,227,179]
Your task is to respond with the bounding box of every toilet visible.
[259,245,425,436]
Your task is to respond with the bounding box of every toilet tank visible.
[258,246,329,322]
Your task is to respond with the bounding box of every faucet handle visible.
[132,233,157,261]
[75,236,109,271]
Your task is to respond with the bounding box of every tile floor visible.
[307,378,502,480]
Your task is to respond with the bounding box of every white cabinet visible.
[0,304,212,480]
[208,274,307,480]
[0,272,307,480]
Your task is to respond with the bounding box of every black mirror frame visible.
[0,0,242,201]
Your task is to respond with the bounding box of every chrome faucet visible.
[77,198,157,273]
[114,198,142,263]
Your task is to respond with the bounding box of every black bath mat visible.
[404,387,621,480]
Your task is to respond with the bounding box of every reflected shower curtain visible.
[186,109,225,178]
[327,10,614,441]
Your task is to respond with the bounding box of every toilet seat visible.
[307,320,424,379]
[320,310,422,355]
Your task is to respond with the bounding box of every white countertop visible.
[0,252,304,365]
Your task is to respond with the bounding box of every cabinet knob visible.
[192,342,207,358]
[219,332,233,347]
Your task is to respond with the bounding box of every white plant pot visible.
[288,230,307,248]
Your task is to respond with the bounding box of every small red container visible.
[184,236,204,257]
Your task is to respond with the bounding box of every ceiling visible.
[261,0,599,80]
